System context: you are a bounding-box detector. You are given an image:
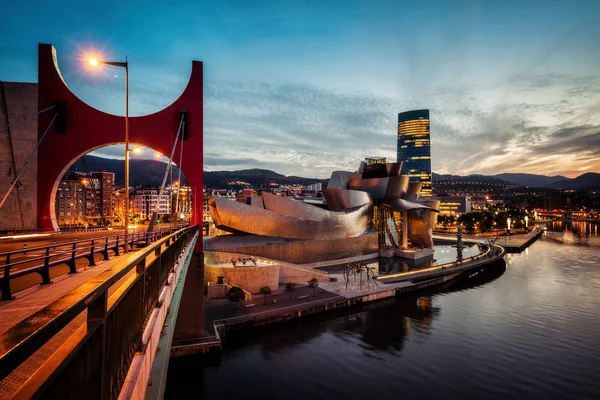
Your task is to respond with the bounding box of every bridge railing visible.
[0,223,188,300]
[0,224,199,399]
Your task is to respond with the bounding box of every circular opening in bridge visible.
[52,143,191,231]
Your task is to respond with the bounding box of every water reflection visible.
[545,221,600,247]
[167,236,600,400]
[166,261,507,399]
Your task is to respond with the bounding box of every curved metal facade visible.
[209,195,372,240]
[208,159,440,249]
[322,189,372,211]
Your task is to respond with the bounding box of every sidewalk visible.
[204,283,341,331]
[0,249,143,398]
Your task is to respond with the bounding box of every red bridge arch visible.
[36,43,203,231]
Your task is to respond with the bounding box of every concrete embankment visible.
[172,245,506,357]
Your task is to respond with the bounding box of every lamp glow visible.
[88,57,99,66]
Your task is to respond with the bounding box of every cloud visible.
[84,71,600,179]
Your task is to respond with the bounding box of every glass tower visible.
[397,109,432,196]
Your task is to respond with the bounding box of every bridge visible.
[0,43,206,398]
[0,224,204,399]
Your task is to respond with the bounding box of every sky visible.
[1,0,599,178]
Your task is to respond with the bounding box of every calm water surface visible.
[167,225,600,399]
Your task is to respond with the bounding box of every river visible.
[166,223,600,399]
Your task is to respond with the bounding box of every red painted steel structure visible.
[36,44,203,235]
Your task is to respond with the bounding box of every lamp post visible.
[88,56,129,251]
[506,217,512,243]
[525,215,529,230]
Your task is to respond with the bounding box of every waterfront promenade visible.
[434,225,544,253]
[188,243,506,354]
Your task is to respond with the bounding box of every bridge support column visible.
[173,251,205,339]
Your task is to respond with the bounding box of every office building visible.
[397,109,432,196]
[131,187,171,220]
[429,195,471,215]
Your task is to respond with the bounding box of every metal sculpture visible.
[343,262,379,290]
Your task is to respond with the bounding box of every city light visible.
[0,233,51,240]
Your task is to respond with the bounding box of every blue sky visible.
[1,0,599,178]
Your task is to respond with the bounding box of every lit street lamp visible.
[88,56,130,252]
[70,202,75,227]
[506,217,512,243]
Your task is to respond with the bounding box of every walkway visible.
[204,246,505,330]
[434,225,544,252]
[0,248,143,398]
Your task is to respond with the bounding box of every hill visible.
[549,172,600,189]
[494,173,567,188]
[204,169,325,187]
[70,155,186,187]
[432,173,513,186]
[71,156,599,190]
[70,156,324,188]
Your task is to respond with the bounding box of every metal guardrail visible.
[55,226,112,234]
[0,224,198,399]
[376,244,505,283]
[0,224,188,300]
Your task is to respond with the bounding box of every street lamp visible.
[506,217,512,243]
[88,56,130,252]
[525,215,529,230]
[70,202,75,227]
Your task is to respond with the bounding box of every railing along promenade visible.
[0,225,187,300]
[376,243,505,283]
[0,224,198,399]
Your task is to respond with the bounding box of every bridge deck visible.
[0,248,143,398]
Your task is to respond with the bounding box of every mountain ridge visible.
[72,155,600,189]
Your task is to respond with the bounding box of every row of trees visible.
[227,278,320,308]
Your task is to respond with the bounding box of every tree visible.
[227,286,245,309]
[285,282,296,300]
[259,285,272,305]
[308,278,319,297]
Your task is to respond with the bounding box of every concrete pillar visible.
[173,250,205,339]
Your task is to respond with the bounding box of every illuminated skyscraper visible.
[397,109,432,196]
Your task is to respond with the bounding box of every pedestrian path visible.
[0,249,142,398]
[433,225,543,252]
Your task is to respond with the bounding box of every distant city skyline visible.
[2,0,599,178]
